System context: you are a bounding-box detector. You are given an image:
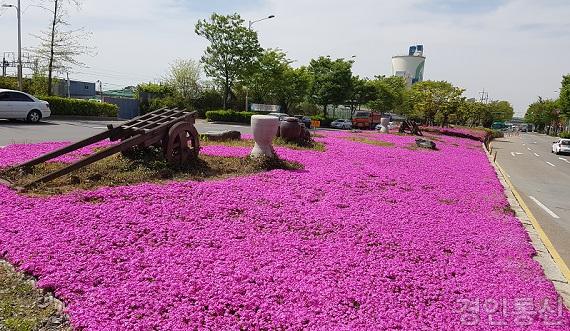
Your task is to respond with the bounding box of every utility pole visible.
[66,72,71,98]
[17,0,22,90]
[245,15,275,112]
[2,1,23,90]
[2,56,6,77]
[479,89,489,104]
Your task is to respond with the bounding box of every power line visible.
[479,89,489,104]
[73,69,157,82]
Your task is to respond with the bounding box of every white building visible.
[392,45,426,86]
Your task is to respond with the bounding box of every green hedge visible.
[205,110,257,124]
[40,96,119,117]
[560,132,570,139]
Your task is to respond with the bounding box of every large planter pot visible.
[379,117,390,133]
[250,115,279,157]
[280,117,302,141]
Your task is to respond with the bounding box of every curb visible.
[207,121,251,126]
[49,115,122,122]
[485,143,570,307]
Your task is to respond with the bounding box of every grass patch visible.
[344,137,395,147]
[200,136,326,152]
[0,261,70,331]
[3,147,303,196]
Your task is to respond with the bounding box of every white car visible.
[0,89,50,123]
[331,119,352,130]
[552,138,570,155]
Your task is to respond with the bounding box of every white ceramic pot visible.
[250,115,279,157]
[380,118,390,133]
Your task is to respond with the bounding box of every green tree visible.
[348,76,376,113]
[366,76,408,115]
[195,13,262,109]
[307,56,353,117]
[33,0,94,95]
[367,79,398,114]
[246,49,289,103]
[409,80,465,126]
[244,49,309,113]
[559,75,570,120]
[456,99,487,127]
[525,97,560,133]
[382,76,408,109]
[165,59,201,104]
[279,66,310,113]
[488,100,514,123]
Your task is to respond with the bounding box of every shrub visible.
[0,75,51,96]
[482,128,504,140]
[422,126,503,142]
[192,89,224,118]
[40,96,118,117]
[205,110,256,124]
[560,132,570,139]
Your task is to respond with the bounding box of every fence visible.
[104,97,140,119]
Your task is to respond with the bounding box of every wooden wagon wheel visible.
[165,121,200,166]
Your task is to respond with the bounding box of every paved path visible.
[493,133,570,265]
[0,119,253,146]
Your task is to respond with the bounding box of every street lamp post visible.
[2,0,23,91]
[96,80,104,103]
[246,15,275,112]
[248,15,275,30]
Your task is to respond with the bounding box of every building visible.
[392,45,426,86]
[53,80,96,99]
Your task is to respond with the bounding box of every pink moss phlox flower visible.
[0,131,568,330]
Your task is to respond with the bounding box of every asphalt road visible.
[493,133,570,265]
[0,119,253,146]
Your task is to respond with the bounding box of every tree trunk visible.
[322,104,328,118]
[223,69,229,110]
[47,0,58,96]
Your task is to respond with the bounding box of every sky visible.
[1,0,570,116]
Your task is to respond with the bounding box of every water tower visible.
[392,45,426,86]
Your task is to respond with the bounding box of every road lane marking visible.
[546,161,556,167]
[529,196,560,219]
[534,153,540,157]
[527,147,532,151]
[494,162,570,282]
[511,152,516,157]
[560,157,570,164]
[515,152,524,155]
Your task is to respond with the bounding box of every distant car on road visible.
[267,112,289,121]
[294,115,312,129]
[0,89,50,123]
[331,119,352,130]
[552,138,570,155]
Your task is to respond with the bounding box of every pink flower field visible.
[0,131,568,330]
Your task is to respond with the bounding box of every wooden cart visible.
[1,108,200,188]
